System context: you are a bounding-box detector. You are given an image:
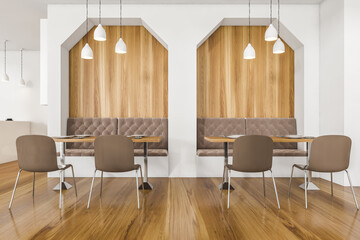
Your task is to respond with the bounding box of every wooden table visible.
[53,136,161,190]
[205,136,316,191]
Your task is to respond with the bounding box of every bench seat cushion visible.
[65,149,168,157]
[197,149,307,157]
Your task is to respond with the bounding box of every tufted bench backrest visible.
[118,118,168,149]
[67,118,118,149]
[245,118,297,149]
[197,118,246,149]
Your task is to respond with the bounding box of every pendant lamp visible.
[115,0,127,54]
[244,0,255,60]
[94,0,106,41]
[265,0,277,41]
[81,0,94,59]
[273,0,285,54]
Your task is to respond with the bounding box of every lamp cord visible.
[4,41,6,73]
[248,0,251,43]
[86,0,89,43]
[278,0,280,35]
[270,0,272,24]
[20,49,23,79]
[99,0,101,25]
[120,0,123,38]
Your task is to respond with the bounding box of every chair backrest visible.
[232,135,274,172]
[197,118,246,149]
[16,135,59,172]
[245,118,297,149]
[118,118,168,149]
[67,118,118,149]
[94,135,135,172]
[308,135,351,172]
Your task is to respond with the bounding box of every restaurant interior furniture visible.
[9,135,77,209]
[87,135,144,209]
[288,135,359,210]
[223,135,280,209]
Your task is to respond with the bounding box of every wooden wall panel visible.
[69,26,168,118]
[197,26,294,118]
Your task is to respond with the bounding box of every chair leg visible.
[304,171,308,209]
[345,170,359,210]
[262,172,266,198]
[139,166,145,196]
[70,165,77,197]
[9,169,22,209]
[32,172,35,198]
[136,169,140,209]
[100,171,103,198]
[227,169,231,209]
[87,169,97,209]
[59,170,62,209]
[331,172,334,197]
[220,166,226,198]
[288,165,295,198]
[270,170,280,209]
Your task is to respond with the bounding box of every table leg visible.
[219,142,234,190]
[53,142,72,191]
[299,141,320,191]
[139,142,153,190]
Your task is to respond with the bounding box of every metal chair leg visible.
[331,172,333,197]
[100,171,103,198]
[304,171,308,209]
[32,172,35,197]
[9,169,22,209]
[227,169,231,209]
[262,172,266,198]
[87,169,97,209]
[345,170,359,210]
[220,166,226,198]
[139,166,145,196]
[70,165,77,197]
[136,169,140,209]
[288,165,295,197]
[59,170,62,209]
[270,170,280,209]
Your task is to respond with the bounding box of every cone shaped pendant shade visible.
[273,38,285,54]
[115,38,127,54]
[244,43,256,59]
[81,43,94,59]
[265,24,277,41]
[94,24,106,41]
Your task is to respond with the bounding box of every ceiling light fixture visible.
[115,0,127,54]
[244,0,255,60]
[81,0,94,59]
[19,49,26,87]
[94,0,106,41]
[273,0,285,54]
[2,40,9,82]
[265,0,277,41]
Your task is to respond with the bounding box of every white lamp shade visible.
[2,73,9,82]
[94,24,106,41]
[115,38,127,54]
[265,24,278,41]
[273,38,285,54]
[244,43,256,60]
[19,78,26,87]
[81,43,93,59]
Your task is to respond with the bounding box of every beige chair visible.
[87,135,145,209]
[222,135,280,209]
[9,135,77,209]
[288,135,359,209]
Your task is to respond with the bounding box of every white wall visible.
[0,51,47,135]
[344,0,360,186]
[45,4,319,178]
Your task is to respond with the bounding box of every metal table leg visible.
[53,142,72,191]
[219,142,234,190]
[299,141,320,191]
[139,142,153,190]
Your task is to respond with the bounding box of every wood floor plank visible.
[1,161,360,239]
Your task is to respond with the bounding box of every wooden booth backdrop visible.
[69,26,168,118]
[197,26,294,118]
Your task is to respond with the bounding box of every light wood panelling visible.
[69,26,168,118]
[197,26,294,118]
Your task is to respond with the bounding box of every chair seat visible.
[65,148,168,157]
[197,148,307,157]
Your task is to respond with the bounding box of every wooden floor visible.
[1,161,360,239]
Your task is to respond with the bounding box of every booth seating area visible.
[197,118,307,157]
[65,118,168,157]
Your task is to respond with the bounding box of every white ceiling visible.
[0,0,323,51]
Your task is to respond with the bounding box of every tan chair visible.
[288,135,359,209]
[87,135,144,209]
[222,135,280,209]
[9,135,77,209]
